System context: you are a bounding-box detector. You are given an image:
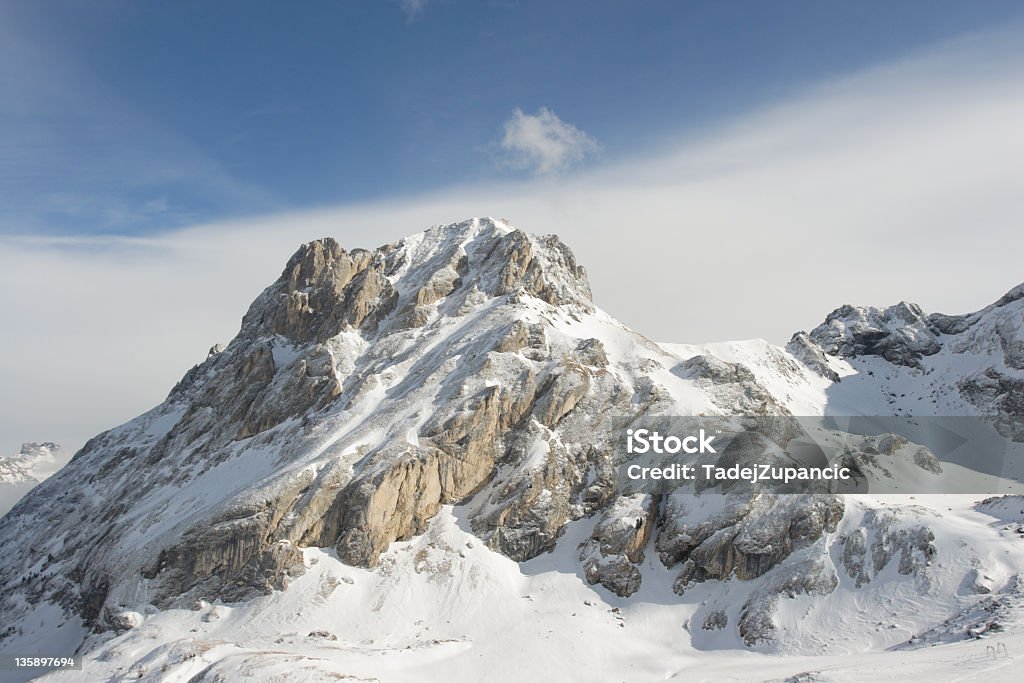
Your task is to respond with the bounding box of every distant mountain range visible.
[0,442,63,486]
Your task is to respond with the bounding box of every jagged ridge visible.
[1,218,1020,666]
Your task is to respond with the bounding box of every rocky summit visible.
[0,443,63,487]
[1,219,1023,678]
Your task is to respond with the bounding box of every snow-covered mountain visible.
[0,443,63,486]
[1,218,1022,682]
[0,443,65,517]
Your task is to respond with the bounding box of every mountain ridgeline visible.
[1,218,1022,656]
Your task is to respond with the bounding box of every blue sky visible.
[3,1,1024,457]
[4,0,1023,235]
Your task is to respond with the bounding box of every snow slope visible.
[1,219,1022,682]
[32,497,1024,683]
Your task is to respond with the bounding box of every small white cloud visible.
[499,107,599,174]
[400,0,428,21]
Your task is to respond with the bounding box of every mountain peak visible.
[799,281,1024,371]
[0,220,621,631]
[0,443,63,487]
[3,222,1023,676]
[240,218,593,346]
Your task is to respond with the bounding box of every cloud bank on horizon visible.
[1,23,1023,463]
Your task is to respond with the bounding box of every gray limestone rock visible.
[807,302,940,368]
[838,508,936,588]
[580,494,658,596]
[3,219,1014,657]
[674,355,790,416]
[785,332,841,382]
[663,494,843,594]
[738,553,839,646]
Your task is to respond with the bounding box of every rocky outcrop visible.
[798,283,1024,375]
[252,238,397,343]
[738,553,839,646]
[832,433,944,485]
[702,609,728,631]
[580,494,659,596]
[663,494,843,592]
[806,302,941,368]
[674,355,789,415]
[331,445,447,567]
[791,282,1024,447]
[838,508,936,589]
[494,231,593,310]
[786,332,840,382]
[958,369,1024,439]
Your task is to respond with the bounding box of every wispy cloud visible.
[400,0,429,22]
[0,5,276,235]
[2,25,1023,464]
[499,107,600,174]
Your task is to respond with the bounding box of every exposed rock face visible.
[958,369,1024,439]
[806,302,941,368]
[738,552,839,646]
[580,494,659,596]
[785,332,840,382]
[2,218,1016,660]
[793,280,1024,438]
[702,609,728,631]
[0,218,717,635]
[255,237,397,342]
[829,433,944,487]
[839,507,937,589]
[805,283,1024,375]
[673,355,789,415]
[661,494,843,593]
[896,573,1024,649]
[794,280,1024,440]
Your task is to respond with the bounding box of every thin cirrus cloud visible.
[0,8,278,235]
[499,107,600,175]
[1,25,1023,467]
[399,0,429,22]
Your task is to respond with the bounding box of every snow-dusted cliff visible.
[1,219,1022,682]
